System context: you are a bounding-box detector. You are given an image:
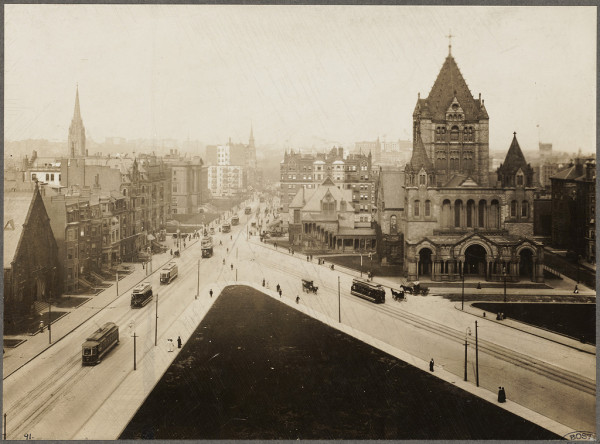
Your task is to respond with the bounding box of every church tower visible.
[412,38,489,186]
[68,85,86,157]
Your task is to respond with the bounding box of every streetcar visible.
[201,236,214,258]
[222,223,231,233]
[160,262,178,284]
[244,206,252,215]
[350,279,386,304]
[231,216,240,226]
[131,282,153,307]
[82,322,119,365]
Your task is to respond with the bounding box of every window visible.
[521,200,529,217]
[31,173,37,181]
[172,184,178,193]
[450,126,459,142]
[516,175,524,186]
[510,200,517,217]
[425,200,431,217]
[419,173,426,185]
[390,215,397,234]
[51,173,55,181]
[414,200,420,217]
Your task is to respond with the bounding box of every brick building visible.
[280,147,374,222]
[551,159,596,263]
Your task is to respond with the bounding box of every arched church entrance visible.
[418,248,433,278]
[464,244,487,277]
[519,248,534,281]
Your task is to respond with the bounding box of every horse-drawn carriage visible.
[400,281,429,296]
[302,279,318,294]
[391,288,405,301]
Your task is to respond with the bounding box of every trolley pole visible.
[338,276,341,323]
[133,332,137,371]
[461,268,465,311]
[196,259,200,299]
[155,293,158,346]
[3,413,5,440]
[48,295,52,344]
[475,320,479,387]
[464,338,468,381]
[116,270,119,296]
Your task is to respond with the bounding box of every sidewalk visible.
[2,244,190,378]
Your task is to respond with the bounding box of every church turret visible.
[68,85,86,158]
[497,132,534,188]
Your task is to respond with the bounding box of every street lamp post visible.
[116,269,119,296]
[502,265,507,303]
[196,259,200,299]
[475,320,479,387]
[133,331,137,371]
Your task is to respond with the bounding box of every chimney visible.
[585,161,595,180]
[574,157,584,177]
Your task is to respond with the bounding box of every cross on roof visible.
[446,30,454,55]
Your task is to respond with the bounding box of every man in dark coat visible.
[429,358,434,372]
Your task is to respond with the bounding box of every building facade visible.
[280,147,374,222]
[4,184,60,328]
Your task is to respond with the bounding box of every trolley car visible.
[131,282,153,308]
[350,279,386,304]
[231,216,240,226]
[222,223,231,233]
[201,236,214,258]
[244,206,252,214]
[82,322,119,365]
[160,262,178,284]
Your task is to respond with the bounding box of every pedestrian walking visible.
[167,339,174,352]
[307,255,309,261]
[39,320,44,333]
[295,295,300,304]
[276,284,280,292]
[170,249,173,256]
[500,387,506,402]
[279,289,282,297]
[177,336,182,349]
[231,263,234,270]
[210,289,213,298]
[429,358,434,372]
[262,279,266,287]
[574,284,579,294]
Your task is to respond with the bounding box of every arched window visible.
[455,200,463,227]
[419,173,427,185]
[425,200,431,217]
[510,200,517,218]
[390,215,397,234]
[521,200,529,218]
[414,200,420,217]
[436,151,446,169]
[450,126,459,142]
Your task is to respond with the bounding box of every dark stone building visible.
[551,159,596,263]
[4,184,59,328]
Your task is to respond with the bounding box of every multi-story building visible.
[164,156,207,215]
[551,159,596,263]
[288,177,376,251]
[280,147,373,220]
[207,165,244,197]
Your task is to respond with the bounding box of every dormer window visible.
[516,174,523,186]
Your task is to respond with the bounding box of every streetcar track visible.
[252,251,596,396]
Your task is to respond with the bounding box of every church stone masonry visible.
[401,46,543,284]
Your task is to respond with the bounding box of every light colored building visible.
[207,165,244,197]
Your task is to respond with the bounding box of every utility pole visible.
[48,295,52,344]
[133,332,138,371]
[3,413,6,439]
[116,270,119,296]
[338,276,341,323]
[196,259,200,299]
[155,293,158,346]
[475,320,479,387]
[360,254,363,277]
[461,265,465,311]
[503,266,507,303]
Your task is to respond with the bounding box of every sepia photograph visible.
[2,3,597,440]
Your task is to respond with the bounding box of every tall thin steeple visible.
[249,123,255,148]
[68,84,86,157]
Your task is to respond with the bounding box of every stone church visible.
[399,46,544,283]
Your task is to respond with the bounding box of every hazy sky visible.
[4,5,596,152]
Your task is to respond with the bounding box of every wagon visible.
[301,279,318,294]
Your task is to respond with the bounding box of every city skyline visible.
[4,5,596,152]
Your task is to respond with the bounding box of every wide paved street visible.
[2,197,595,440]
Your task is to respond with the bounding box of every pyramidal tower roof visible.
[415,52,488,121]
[499,132,528,175]
[409,131,433,171]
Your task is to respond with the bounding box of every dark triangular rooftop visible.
[415,55,488,121]
[408,132,433,171]
[498,133,528,175]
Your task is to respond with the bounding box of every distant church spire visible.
[249,123,255,148]
[446,30,453,56]
[68,84,86,158]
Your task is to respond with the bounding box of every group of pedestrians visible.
[167,336,182,352]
